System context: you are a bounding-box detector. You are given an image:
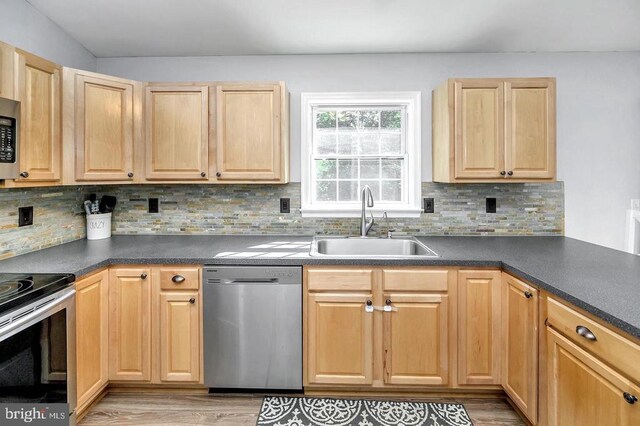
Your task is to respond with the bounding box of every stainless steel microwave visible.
[0,97,20,180]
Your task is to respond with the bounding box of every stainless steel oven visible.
[0,287,76,422]
[0,96,20,179]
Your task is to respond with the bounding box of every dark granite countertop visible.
[1,235,639,339]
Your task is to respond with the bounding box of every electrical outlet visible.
[148,198,159,213]
[423,198,434,213]
[486,197,497,213]
[18,206,33,227]
[280,198,290,213]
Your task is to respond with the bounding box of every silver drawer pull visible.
[576,325,597,341]
[172,275,185,284]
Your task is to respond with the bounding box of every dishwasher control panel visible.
[204,265,302,285]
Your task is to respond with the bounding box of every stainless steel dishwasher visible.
[203,265,302,390]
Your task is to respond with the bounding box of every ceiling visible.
[26,0,640,57]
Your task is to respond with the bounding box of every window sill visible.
[300,207,422,218]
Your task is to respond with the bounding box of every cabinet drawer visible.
[547,296,640,383]
[156,267,200,290]
[382,269,449,291]
[306,268,374,291]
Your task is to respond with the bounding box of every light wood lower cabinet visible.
[153,266,202,383]
[502,273,538,424]
[157,291,201,382]
[457,270,502,385]
[383,292,448,386]
[304,266,452,389]
[108,267,152,382]
[547,328,640,426]
[75,270,109,410]
[306,292,373,385]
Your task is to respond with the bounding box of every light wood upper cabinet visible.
[505,80,555,179]
[0,42,15,100]
[145,85,209,180]
[454,80,504,179]
[108,267,152,382]
[66,69,140,182]
[306,292,373,385]
[457,270,502,385]
[433,77,556,183]
[14,50,61,183]
[547,328,640,426]
[75,270,109,410]
[383,292,449,386]
[502,273,538,424]
[157,291,201,382]
[215,83,288,182]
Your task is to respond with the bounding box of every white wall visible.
[1,0,95,70]
[97,52,640,251]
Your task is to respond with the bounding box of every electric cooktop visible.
[0,273,74,316]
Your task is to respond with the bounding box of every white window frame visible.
[300,91,421,218]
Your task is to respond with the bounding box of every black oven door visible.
[0,289,76,417]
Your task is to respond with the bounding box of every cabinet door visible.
[306,293,373,385]
[454,79,504,179]
[15,51,61,181]
[75,270,108,409]
[158,291,200,382]
[502,273,538,423]
[458,270,502,385]
[505,79,555,179]
[547,329,640,426]
[215,84,283,181]
[145,85,208,180]
[383,293,448,386]
[74,72,136,181]
[108,267,151,381]
[0,42,15,100]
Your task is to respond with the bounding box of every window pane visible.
[360,181,380,200]
[338,181,359,201]
[338,159,358,179]
[381,110,402,129]
[337,133,358,155]
[380,133,402,154]
[360,159,380,179]
[315,111,336,128]
[360,111,379,128]
[315,131,337,155]
[315,159,336,179]
[382,180,402,202]
[381,159,403,179]
[338,111,358,130]
[359,132,380,155]
[315,181,337,201]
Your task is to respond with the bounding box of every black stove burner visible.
[0,273,74,317]
[0,279,33,300]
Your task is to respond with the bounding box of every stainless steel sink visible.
[310,236,439,258]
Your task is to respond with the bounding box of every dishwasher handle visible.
[220,278,280,285]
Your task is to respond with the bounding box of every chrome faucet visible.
[360,185,375,237]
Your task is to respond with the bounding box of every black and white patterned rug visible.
[256,396,473,426]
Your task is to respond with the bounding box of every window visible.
[301,92,421,217]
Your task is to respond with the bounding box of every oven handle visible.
[0,288,75,343]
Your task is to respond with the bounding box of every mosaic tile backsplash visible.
[0,186,91,260]
[0,182,563,260]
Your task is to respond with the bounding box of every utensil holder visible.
[86,213,112,240]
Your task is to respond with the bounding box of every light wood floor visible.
[80,392,526,425]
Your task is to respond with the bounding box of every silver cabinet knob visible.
[172,275,185,284]
[20,171,29,178]
[576,325,597,341]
